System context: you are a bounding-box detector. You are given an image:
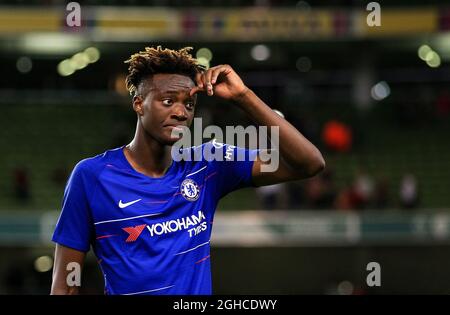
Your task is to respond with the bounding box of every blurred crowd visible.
[12,164,421,211]
[256,168,420,211]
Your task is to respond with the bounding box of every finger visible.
[189,86,203,97]
[211,66,226,84]
[205,69,214,96]
[195,72,204,89]
[197,71,205,89]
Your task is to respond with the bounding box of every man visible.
[51,46,325,295]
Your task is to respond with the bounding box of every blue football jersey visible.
[52,141,258,295]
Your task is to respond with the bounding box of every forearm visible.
[50,244,85,295]
[50,284,80,295]
[234,88,325,175]
[51,268,80,295]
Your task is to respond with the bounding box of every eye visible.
[186,102,195,110]
[162,99,173,106]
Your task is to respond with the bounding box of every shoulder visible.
[178,139,232,161]
[71,147,123,178]
[177,139,257,165]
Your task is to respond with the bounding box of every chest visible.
[89,165,215,232]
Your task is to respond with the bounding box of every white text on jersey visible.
[146,210,207,237]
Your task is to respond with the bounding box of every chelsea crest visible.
[181,179,200,201]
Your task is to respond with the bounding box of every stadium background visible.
[1,0,450,294]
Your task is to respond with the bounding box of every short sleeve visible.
[209,142,259,198]
[52,160,95,252]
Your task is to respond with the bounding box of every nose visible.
[171,103,188,121]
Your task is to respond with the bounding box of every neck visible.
[124,122,172,178]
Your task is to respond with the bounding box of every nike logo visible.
[118,199,142,208]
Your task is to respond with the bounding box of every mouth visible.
[164,124,185,130]
[163,124,186,138]
[163,122,186,128]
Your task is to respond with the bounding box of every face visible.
[133,73,197,145]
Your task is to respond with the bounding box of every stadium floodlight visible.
[251,44,270,61]
[418,45,432,61]
[196,48,213,62]
[196,56,210,69]
[84,47,101,63]
[16,56,32,73]
[371,81,390,101]
[34,256,53,273]
[426,51,441,68]
[57,59,75,76]
[296,56,312,72]
[71,52,90,70]
[21,33,83,55]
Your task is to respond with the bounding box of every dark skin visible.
[51,66,325,294]
[190,64,325,184]
[123,73,197,178]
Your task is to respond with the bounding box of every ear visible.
[132,95,144,116]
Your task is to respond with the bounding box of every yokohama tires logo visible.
[122,224,147,242]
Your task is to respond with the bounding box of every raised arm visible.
[190,64,325,186]
[50,244,86,295]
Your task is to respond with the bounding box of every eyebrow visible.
[158,90,196,99]
[155,87,191,94]
[160,90,181,94]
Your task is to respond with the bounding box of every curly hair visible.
[124,46,205,96]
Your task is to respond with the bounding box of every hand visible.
[190,64,249,102]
